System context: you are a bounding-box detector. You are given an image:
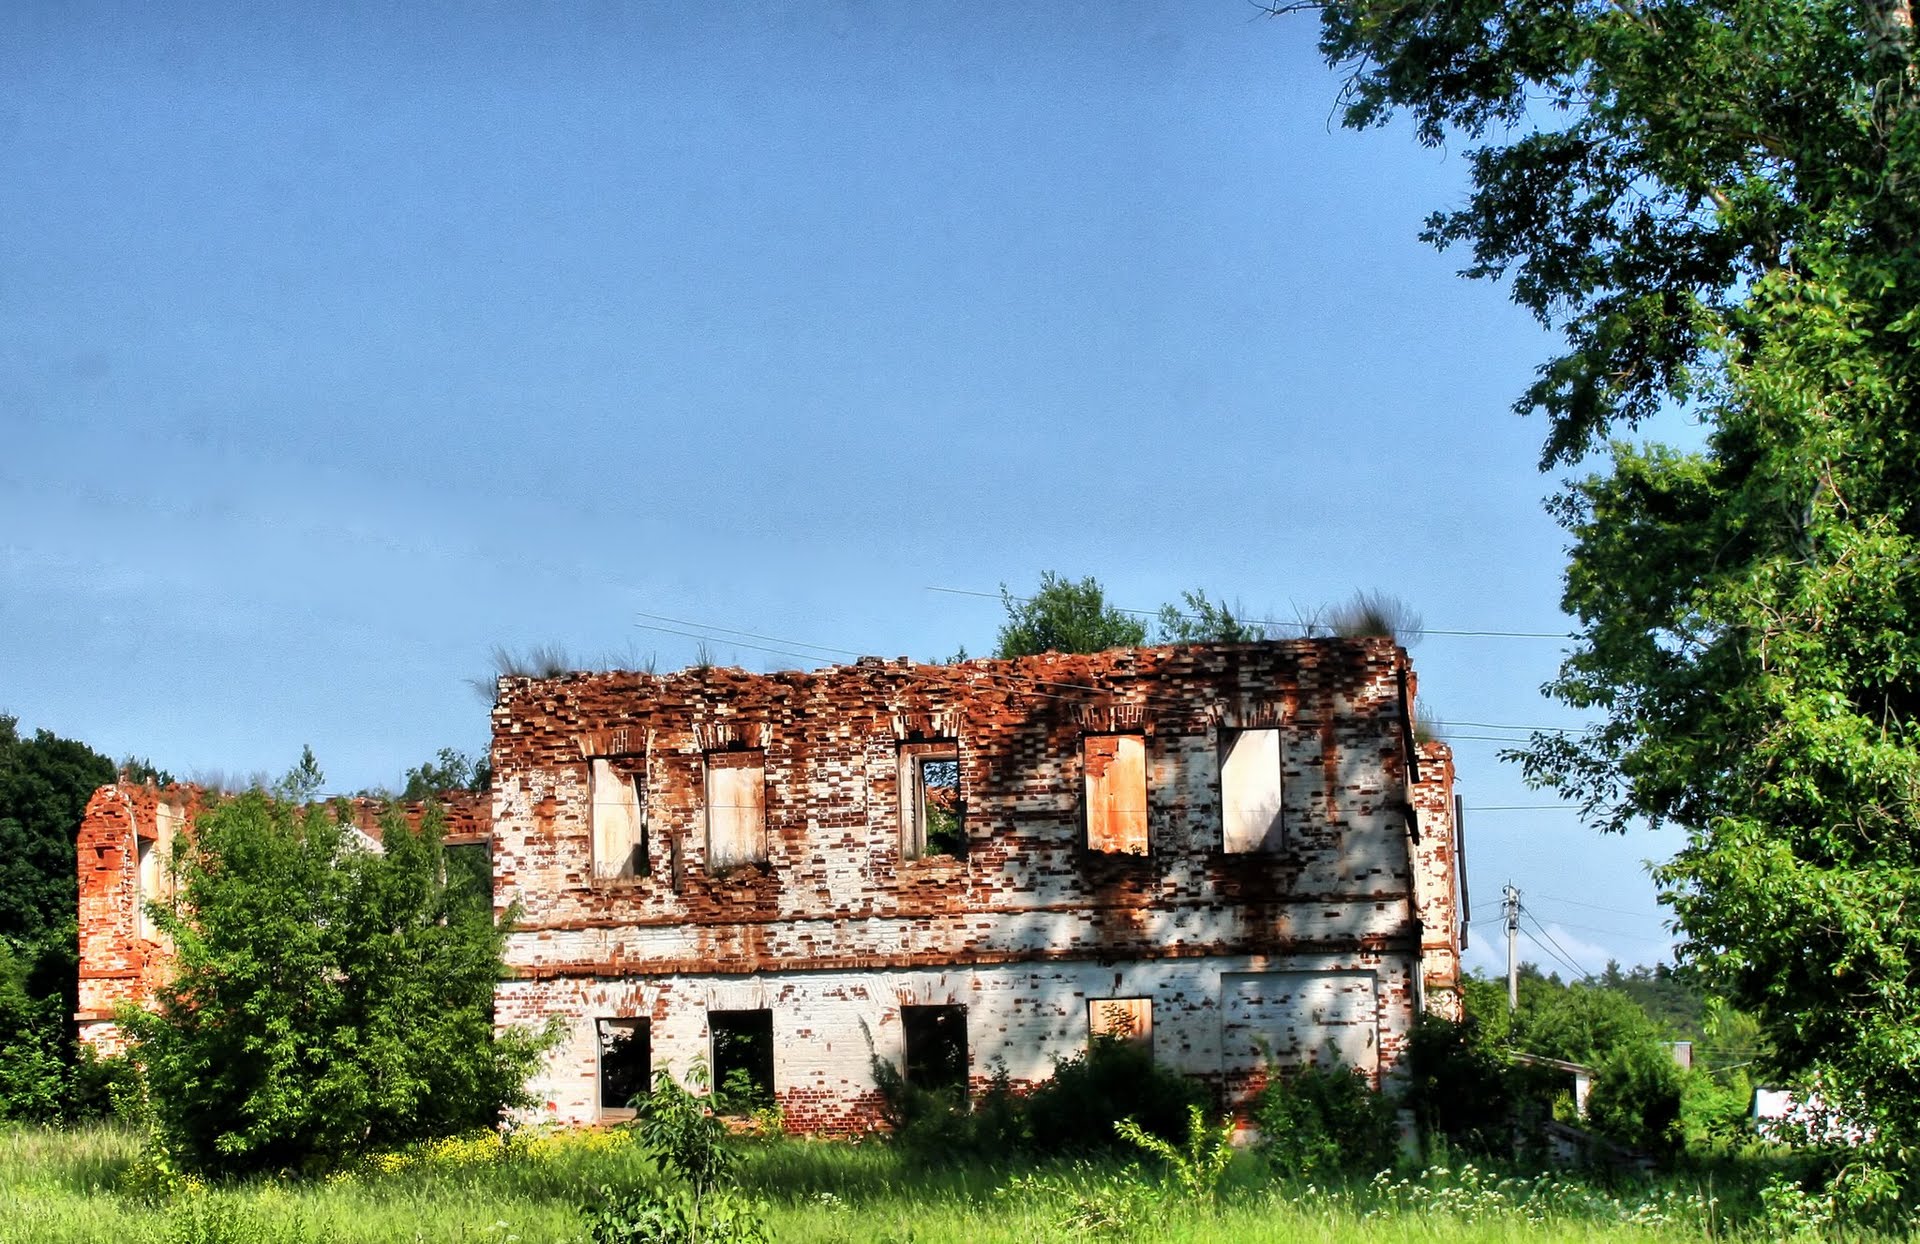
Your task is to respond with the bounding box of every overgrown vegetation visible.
[873,1035,1208,1164]
[1294,0,1920,1204]
[0,715,117,1126]
[123,786,550,1174]
[0,1116,1900,1243]
[1254,1062,1400,1178]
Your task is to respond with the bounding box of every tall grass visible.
[0,1123,1894,1243]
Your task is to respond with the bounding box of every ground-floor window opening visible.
[901,1004,969,1094]
[709,1008,775,1110]
[1088,997,1154,1057]
[597,1018,652,1120]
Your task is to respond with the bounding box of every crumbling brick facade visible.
[74,638,1461,1134]
[75,786,490,1054]
[491,639,1461,1132]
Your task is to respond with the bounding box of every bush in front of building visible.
[1253,1060,1401,1178]
[124,789,552,1174]
[873,1035,1208,1162]
[1023,1034,1207,1156]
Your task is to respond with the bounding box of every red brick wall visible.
[76,785,491,1052]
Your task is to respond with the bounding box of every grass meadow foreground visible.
[0,1122,1887,1244]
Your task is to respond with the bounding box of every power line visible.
[1519,926,1587,979]
[1531,892,1661,918]
[1522,908,1596,979]
[924,585,1575,640]
[1466,804,1578,811]
[1538,914,1673,943]
[633,611,863,659]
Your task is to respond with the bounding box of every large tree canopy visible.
[1300,0,1920,1165]
[0,715,115,949]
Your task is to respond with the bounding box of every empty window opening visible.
[706,751,768,871]
[1084,734,1148,854]
[899,742,963,859]
[597,1018,652,1120]
[901,1004,969,1094]
[137,802,180,942]
[1088,997,1154,1056]
[709,1008,775,1109]
[591,758,648,881]
[1221,727,1285,852]
[444,841,493,917]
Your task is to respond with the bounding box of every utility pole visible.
[1504,882,1520,1012]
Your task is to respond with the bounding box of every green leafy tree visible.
[0,715,115,1121]
[0,715,116,948]
[993,573,1148,658]
[1299,0,1920,1164]
[399,747,490,799]
[0,939,67,1122]
[126,789,546,1172]
[1154,589,1268,644]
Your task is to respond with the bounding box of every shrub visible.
[125,790,550,1173]
[1403,1012,1515,1157]
[1253,1061,1399,1177]
[1586,1042,1684,1157]
[871,1055,1025,1161]
[585,1066,769,1244]
[1023,1035,1205,1155]
[1115,1103,1235,1202]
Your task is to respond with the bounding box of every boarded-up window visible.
[1221,727,1284,852]
[1089,997,1153,1055]
[137,802,180,943]
[706,750,767,870]
[597,1018,651,1120]
[590,758,647,881]
[1221,970,1379,1088]
[899,741,963,859]
[1084,734,1148,854]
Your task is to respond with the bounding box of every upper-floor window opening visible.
[137,801,181,943]
[1220,727,1285,852]
[899,741,963,859]
[1084,733,1148,854]
[705,750,767,871]
[590,757,648,881]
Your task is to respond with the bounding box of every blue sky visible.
[2,1,1684,973]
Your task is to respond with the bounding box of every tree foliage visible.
[399,747,491,800]
[126,790,547,1172]
[993,573,1149,658]
[0,715,116,949]
[1303,0,1920,1162]
[0,715,116,1122]
[1154,589,1269,644]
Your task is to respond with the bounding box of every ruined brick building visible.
[78,638,1463,1133]
[74,787,491,1056]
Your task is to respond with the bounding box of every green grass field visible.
[0,1123,1881,1243]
